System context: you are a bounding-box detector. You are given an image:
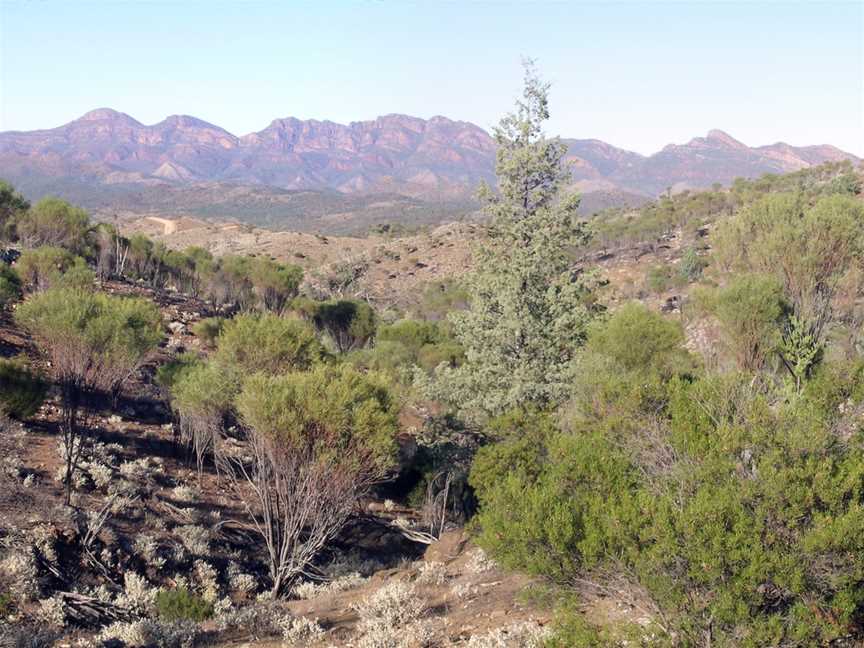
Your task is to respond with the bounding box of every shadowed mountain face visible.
[0,109,857,222]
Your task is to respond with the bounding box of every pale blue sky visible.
[0,1,861,155]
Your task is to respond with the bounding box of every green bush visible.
[15,247,79,292]
[586,302,687,374]
[416,341,464,371]
[248,257,303,313]
[472,366,864,645]
[378,319,463,371]
[0,358,46,419]
[470,434,546,507]
[15,197,92,255]
[0,590,16,618]
[700,274,787,372]
[344,340,415,384]
[713,192,864,374]
[378,319,444,349]
[310,298,377,353]
[236,364,399,464]
[155,352,204,393]
[170,361,237,471]
[15,287,163,502]
[677,247,707,282]
[645,264,674,293]
[191,317,224,347]
[208,254,254,309]
[171,362,237,421]
[0,262,21,306]
[214,313,325,375]
[0,180,29,240]
[154,588,214,622]
[232,364,401,596]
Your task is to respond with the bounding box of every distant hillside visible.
[6,173,477,236]
[0,109,857,232]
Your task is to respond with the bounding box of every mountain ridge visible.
[0,109,858,225]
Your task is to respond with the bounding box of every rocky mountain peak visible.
[76,108,141,126]
[705,129,748,149]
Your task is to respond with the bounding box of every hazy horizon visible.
[0,1,861,156]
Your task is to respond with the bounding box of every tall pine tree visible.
[425,61,597,420]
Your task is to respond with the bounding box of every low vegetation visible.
[0,63,861,648]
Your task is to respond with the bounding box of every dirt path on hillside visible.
[144,216,178,235]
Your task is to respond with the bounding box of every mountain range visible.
[0,108,858,231]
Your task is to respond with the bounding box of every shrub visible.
[354,580,426,634]
[586,302,687,374]
[278,615,325,644]
[190,317,224,347]
[15,247,78,292]
[248,257,303,313]
[701,273,787,371]
[0,590,15,618]
[214,312,325,374]
[0,545,39,602]
[416,561,447,585]
[310,298,377,353]
[0,358,46,419]
[15,197,92,255]
[465,621,550,647]
[677,246,707,282]
[472,369,864,645]
[224,365,399,596]
[175,525,211,557]
[170,362,236,472]
[15,288,162,503]
[0,180,29,240]
[96,619,199,648]
[155,587,214,622]
[292,572,367,599]
[115,572,159,615]
[0,262,21,306]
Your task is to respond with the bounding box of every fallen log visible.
[56,591,136,627]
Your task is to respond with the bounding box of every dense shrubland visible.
[450,68,864,646]
[0,65,862,647]
[589,159,861,252]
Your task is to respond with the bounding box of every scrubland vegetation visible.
[0,64,862,647]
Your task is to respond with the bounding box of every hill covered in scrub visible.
[1,66,864,648]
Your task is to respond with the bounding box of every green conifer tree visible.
[425,61,597,419]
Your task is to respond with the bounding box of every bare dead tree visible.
[421,470,454,540]
[113,216,130,278]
